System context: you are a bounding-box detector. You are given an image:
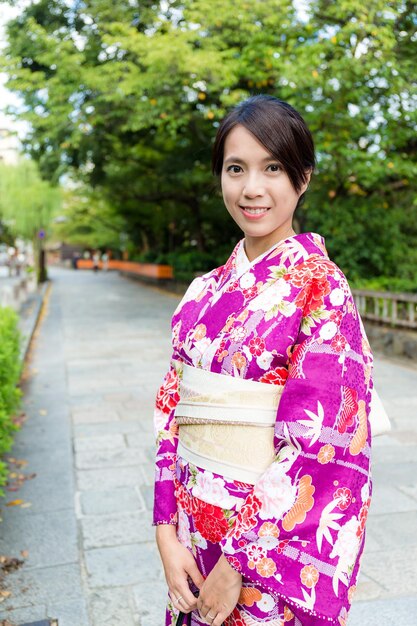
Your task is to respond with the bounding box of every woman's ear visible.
[300,168,313,194]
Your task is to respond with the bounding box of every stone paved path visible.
[0,267,416,626]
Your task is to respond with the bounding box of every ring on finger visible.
[207,613,215,622]
[176,595,184,604]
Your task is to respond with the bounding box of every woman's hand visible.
[156,524,204,614]
[197,554,242,625]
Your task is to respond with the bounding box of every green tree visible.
[1,0,416,283]
[0,159,61,281]
[53,186,128,252]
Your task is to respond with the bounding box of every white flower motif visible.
[330,288,345,306]
[177,509,191,548]
[256,593,275,613]
[254,463,297,520]
[192,471,239,508]
[256,350,274,370]
[330,516,361,568]
[361,482,370,503]
[153,408,167,437]
[319,321,338,341]
[191,531,207,550]
[194,337,212,355]
[240,272,256,289]
[176,277,205,309]
[258,535,279,551]
[247,279,290,312]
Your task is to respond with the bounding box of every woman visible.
[153,95,373,626]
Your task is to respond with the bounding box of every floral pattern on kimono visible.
[153,232,373,626]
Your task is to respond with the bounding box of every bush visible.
[0,307,22,497]
[350,276,417,294]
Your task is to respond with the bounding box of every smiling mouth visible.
[240,206,270,215]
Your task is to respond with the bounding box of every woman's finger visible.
[186,559,205,590]
[170,586,198,613]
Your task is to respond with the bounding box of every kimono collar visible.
[235,232,328,275]
[218,232,328,293]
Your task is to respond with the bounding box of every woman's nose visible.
[243,174,265,197]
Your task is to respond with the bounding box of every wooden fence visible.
[352,289,417,330]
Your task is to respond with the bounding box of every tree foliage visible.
[0,159,60,240]
[1,0,416,281]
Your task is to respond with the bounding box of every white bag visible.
[369,388,391,437]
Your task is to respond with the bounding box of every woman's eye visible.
[226,165,242,174]
[267,163,281,172]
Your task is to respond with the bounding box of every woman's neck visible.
[244,226,297,262]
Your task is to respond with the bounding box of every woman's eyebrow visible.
[224,156,245,165]
[223,155,278,165]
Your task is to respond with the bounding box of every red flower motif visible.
[248,337,266,356]
[242,286,258,300]
[330,310,343,324]
[194,499,229,543]
[331,333,348,353]
[303,277,331,315]
[227,556,242,572]
[225,607,247,626]
[226,280,240,293]
[356,498,371,540]
[260,367,288,386]
[337,387,359,434]
[155,369,179,414]
[175,480,198,515]
[288,258,332,288]
[233,493,261,540]
[276,539,289,554]
[334,487,352,511]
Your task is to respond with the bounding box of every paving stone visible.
[361,546,417,596]
[88,586,139,626]
[77,466,144,491]
[74,433,126,453]
[399,484,417,502]
[0,563,85,611]
[47,598,90,626]
[75,447,147,470]
[139,484,154,511]
[365,511,417,552]
[79,487,143,515]
[81,511,153,549]
[369,483,417,515]
[74,421,140,437]
[103,392,136,403]
[71,407,120,424]
[84,544,160,587]
[0,604,48,625]
[353,572,385,602]
[133,580,167,626]
[0,509,78,569]
[140,463,155,486]
[349,595,417,626]
[125,432,155,448]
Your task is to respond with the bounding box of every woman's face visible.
[221,124,309,253]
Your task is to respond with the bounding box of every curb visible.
[18,280,50,362]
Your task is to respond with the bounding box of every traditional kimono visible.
[153,233,373,626]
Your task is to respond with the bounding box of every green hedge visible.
[351,276,417,294]
[0,307,22,497]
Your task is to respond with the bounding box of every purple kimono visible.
[153,233,373,626]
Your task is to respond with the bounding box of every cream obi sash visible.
[174,363,284,484]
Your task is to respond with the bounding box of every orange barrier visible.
[76,259,173,279]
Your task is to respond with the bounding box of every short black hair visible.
[212,95,315,208]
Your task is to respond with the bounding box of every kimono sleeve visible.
[153,360,180,525]
[220,273,373,626]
